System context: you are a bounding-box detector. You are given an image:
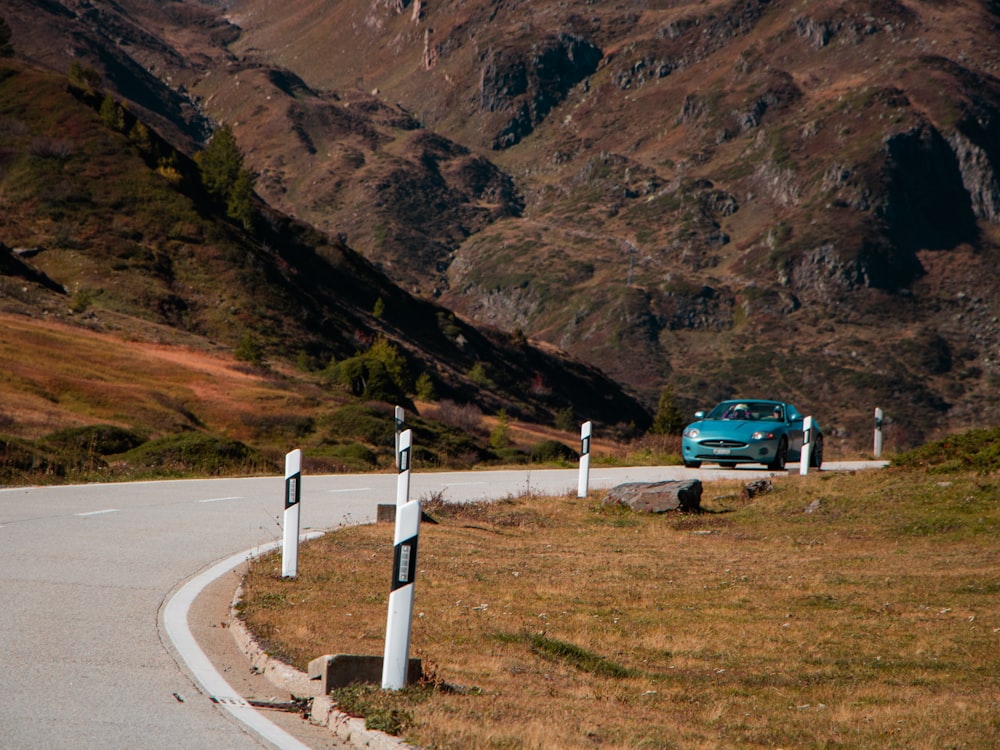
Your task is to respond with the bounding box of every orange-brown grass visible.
[0,311,329,445]
[237,467,1000,749]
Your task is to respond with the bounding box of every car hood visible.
[689,419,781,438]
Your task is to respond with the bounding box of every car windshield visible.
[706,401,785,421]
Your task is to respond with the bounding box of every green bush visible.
[331,355,406,403]
[407,415,491,465]
[235,333,265,366]
[415,371,435,401]
[893,427,1000,475]
[319,441,377,470]
[492,446,527,464]
[0,436,62,480]
[528,439,577,464]
[44,424,146,456]
[326,404,396,446]
[490,409,511,449]
[120,432,268,475]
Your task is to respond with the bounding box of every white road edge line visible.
[198,496,244,503]
[75,508,120,517]
[162,532,323,750]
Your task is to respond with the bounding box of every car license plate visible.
[713,448,731,455]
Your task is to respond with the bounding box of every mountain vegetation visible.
[2,0,1000,465]
[0,57,647,482]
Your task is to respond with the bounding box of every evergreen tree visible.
[651,385,685,435]
[490,409,511,449]
[366,336,411,393]
[196,124,243,199]
[415,371,435,401]
[235,333,264,367]
[128,120,153,154]
[226,168,255,229]
[67,60,101,92]
[99,94,125,131]
[195,124,256,227]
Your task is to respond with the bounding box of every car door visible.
[785,405,805,459]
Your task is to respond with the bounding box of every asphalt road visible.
[0,462,884,749]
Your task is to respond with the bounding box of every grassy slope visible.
[238,435,1000,748]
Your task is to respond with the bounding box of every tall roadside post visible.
[282,448,302,578]
[874,408,884,458]
[799,416,813,476]
[382,429,420,690]
[394,406,405,468]
[578,420,592,498]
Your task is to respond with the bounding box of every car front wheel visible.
[767,438,788,471]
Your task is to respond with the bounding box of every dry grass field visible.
[238,458,1000,749]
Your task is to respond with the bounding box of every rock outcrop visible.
[480,32,602,149]
[604,479,702,514]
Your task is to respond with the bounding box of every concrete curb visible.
[228,586,419,750]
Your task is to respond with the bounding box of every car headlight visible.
[751,431,776,440]
[683,427,699,438]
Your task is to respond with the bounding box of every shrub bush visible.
[318,441,377,470]
[120,432,269,475]
[528,439,577,464]
[326,404,396,446]
[44,424,146,456]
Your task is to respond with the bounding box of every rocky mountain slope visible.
[0,57,650,462]
[6,0,1000,451]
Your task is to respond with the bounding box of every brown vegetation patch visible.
[239,468,1000,748]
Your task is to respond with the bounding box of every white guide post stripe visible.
[394,406,405,469]
[800,416,813,476]
[578,420,592,498]
[383,499,421,690]
[874,407,884,458]
[396,429,412,507]
[282,449,302,579]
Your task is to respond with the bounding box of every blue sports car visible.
[681,399,822,470]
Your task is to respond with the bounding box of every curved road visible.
[0,462,882,749]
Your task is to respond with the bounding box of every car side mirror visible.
[694,411,705,419]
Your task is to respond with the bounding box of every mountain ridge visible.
[5,0,1000,453]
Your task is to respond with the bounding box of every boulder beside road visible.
[604,478,702,513]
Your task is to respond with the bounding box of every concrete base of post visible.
[308,654,422,694]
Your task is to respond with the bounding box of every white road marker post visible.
[578,420,592,498]
[383,429,420,690]
[394,406,405,469]
[395,428,411,508]
[799,416,813,476]
[874,407,884,458]
[282,449,302,578]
